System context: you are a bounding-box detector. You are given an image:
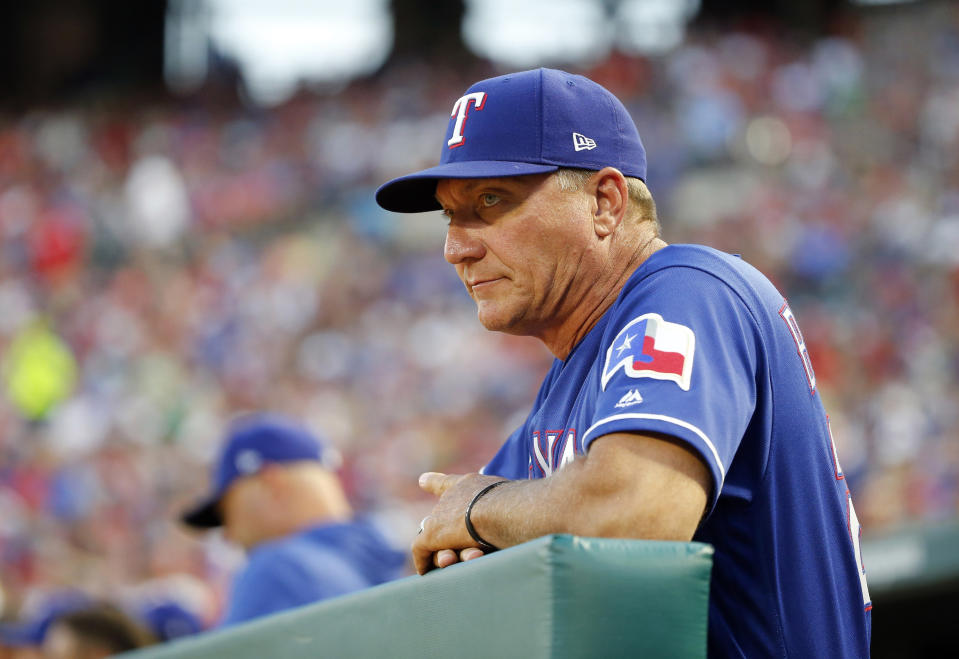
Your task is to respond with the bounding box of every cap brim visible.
[375,160,559,213]
[180,497,223,529]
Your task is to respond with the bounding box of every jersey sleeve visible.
[581,266,760,512]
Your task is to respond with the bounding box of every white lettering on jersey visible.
[559,432,576,469]
[779,301,816,393]
[847,490,872,609]
[828,416,871,610]
[532,429,577,476]
[827,415,844,480]
[447,92,487,148]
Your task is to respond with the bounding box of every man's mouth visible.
[468,277,505,293]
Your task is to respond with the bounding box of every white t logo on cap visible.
[448,92,487,148]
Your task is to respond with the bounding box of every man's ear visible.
[591,167,629,238]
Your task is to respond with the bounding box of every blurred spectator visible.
[0,591,89,658]
[179,413,406,626]
[41,602,156,658]
[118,574,212,643]
[1,320,76,422]
[136,600,203,644]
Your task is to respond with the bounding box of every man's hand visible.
[412,472,508,575]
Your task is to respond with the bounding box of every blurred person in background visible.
[0,591,90,659]
[41,602,156,659]
[179,413,406,626]
[377,67,871,657]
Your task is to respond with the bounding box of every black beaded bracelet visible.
[464,480,509,552]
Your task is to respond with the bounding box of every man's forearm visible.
[412,433,709,575]
[469,433,711,549]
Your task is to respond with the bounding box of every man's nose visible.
[444,224,485,264]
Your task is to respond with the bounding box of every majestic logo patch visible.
[615,389,644,408]
[573,132,596,151]
[602,313,695,391]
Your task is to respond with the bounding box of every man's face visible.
[437,173,594,340]
[219,475,275,550]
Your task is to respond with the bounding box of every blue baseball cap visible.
[139,601,203,642]
[375,67,647,213]
[180,414,332,529]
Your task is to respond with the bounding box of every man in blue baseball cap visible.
[180,413,405,627]
[378,68,871,657]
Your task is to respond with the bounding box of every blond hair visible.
[555,168,659,233]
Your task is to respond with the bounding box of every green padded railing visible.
[123,535,714,658]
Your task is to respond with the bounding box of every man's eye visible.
[480,193,500,207]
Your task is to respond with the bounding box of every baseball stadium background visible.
[0,1,957,656]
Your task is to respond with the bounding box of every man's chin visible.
[476,304,525,335]
[476,305,508,333]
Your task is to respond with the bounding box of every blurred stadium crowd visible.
[1,0,958,643]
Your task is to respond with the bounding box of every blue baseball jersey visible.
[220,519,405,627]
[483,245,871,658]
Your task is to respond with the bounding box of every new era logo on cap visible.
[375,68,647,213]
[573,133,596,151]
[235,449,264,475]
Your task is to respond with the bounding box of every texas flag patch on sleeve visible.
[602,313,696,391]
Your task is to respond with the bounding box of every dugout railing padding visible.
[122,535,714,658]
